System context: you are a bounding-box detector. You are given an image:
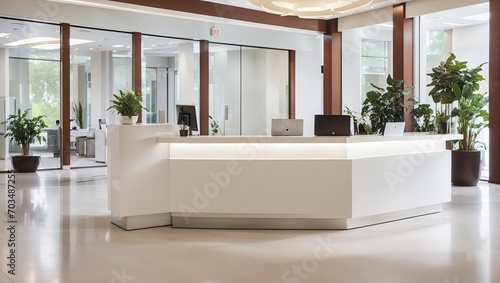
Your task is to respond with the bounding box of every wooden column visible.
[60,23,70,167]
[132,32,143,123]
[393,3,414,132]
[200,40,209,135]
[490,0,500,184]
[288,50,296,119]
[323,19,342,115]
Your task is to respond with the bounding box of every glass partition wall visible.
[141,36,200,127]
[342,23,393,113]
[69,27,132,168]
[0,19,62,171]
[209,43,289,136]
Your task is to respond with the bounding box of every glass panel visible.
[241,47,288,135]
[361,39,390,103]
[142,36,199,126]
[70,27,132,168]
[0,19,61,171]
[342,23,393,113]
[209,43,241,136]
[209,44,289,136]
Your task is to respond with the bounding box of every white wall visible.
[295,36,323,135]
[406,0,487,18]
[452,23,489,93]
[90,51,113,127]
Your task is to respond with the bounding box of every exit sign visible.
[211,27,221,37]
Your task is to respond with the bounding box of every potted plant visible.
[450,86,489,186]
[107,90,148,125]
[209,115,220,135]
[179,121,189,137]
[408,98,434,132]
[435,110,449,134]
[344,107,373,135]
[362,75,411,134]
[427,53,487,186]
[72,101,84,129]
[2,109,47,172]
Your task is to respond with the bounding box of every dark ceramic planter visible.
[11,155,41,173]
[437,122,448,134]
[451,150,482,186]
[179,130,189,137]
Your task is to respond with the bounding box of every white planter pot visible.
[120,116,138,125]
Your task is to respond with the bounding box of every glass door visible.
[209,44,289,136]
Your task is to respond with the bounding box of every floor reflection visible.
[0,169,499,283]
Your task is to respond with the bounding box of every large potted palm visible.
[451,86,489,186]
[2,109,47,172]
[428,53,487,186]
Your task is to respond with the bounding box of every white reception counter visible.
[107,124,460,230]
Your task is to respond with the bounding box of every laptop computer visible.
[271,119,304,136]
[314,115,354,136]
[383,122,405,136]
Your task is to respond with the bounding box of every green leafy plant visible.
[428,53,486,126]
[344,107,373,134]
[107,90,148,118]
[2,109,47,155]
[362,75,411,134]
[435,110,449,124]
[408,98,434,132]
[209,115,220,135]
[451,86,489,151]
[179,120,189,131]
[72,101,84,129]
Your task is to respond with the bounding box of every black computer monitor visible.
[314,115,354,136]
[176,105,198,134]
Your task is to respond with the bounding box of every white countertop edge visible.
[157,134,463,144]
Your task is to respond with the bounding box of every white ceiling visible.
[201,0,409,18]
[0,1,490,62]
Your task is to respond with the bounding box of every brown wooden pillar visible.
[288,50,296,119]
[323,19,342,115]
[490,0,500,184]
[200,40,209,135]
[60,23,71,167]
[132,32,143,123]
[393,3,414,132]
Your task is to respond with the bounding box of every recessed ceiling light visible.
[5,37,94,49]
[443,22,468,26]
[89,48,94,50]
[462,13,490,22]
[74,48,79,51]
[0,33,10,38]
[112,44,124,48]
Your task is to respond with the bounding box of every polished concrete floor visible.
[0,168,499,283]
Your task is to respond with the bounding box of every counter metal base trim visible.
[172,205,443,230]
[112,213,172,230]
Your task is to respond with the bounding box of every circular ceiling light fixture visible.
[249,0,373,19]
